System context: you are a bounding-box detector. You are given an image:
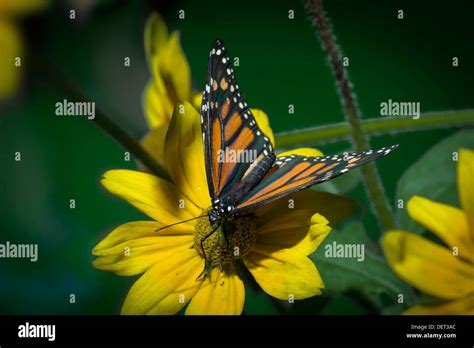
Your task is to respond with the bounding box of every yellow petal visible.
[278,148,324,158]
[142,80,174,129]
[381,231,474,299]
[92,221,194,276]
[255,191,334,255]
[0,0,48,16]
[256,212,330,256]
[252,109,275,147]
[404,296,474,315]
[121,249,204,315]
[458,148,474,237]
[101,169,201,224]
[407,196,474,262]
[185,264,244,315]
[0,20,23,100]
[256,190,355,233]
[140,123,168,167]
[151,31,191,103]
[191,90,203,111]
[144,12,169,69]
[164,102,211,209]
[244,246,323,300]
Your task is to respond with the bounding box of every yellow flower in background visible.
[93,102,355,315]
[0,0,48,99]
[140,12,202,165]
[382,148,474,315]
[142,12,201,128]
[0,19,23,99]
[140,12,272,168]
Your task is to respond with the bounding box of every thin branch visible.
[34,57,171,181]
[275,110,474,147]
[305,0,396,230]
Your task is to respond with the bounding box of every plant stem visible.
[36,59,171,181]
[91,108,171,181]
[305,0,395,230]
[69,91,171,181]
[275,110,474,147]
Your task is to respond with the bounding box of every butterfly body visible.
[207,199,233,224]
[208,149,277,223]
[198,38,398,269]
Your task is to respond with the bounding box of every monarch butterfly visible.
[164,39,398,272]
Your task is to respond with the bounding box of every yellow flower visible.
[93,102,355,315]
[0,0,48,99]
[140,12,202,165]
[382,148,474,315]
[139,12,274,170]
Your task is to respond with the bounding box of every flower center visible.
[194,214,258,267]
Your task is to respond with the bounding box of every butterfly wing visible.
[201,39,274,201]
[234,145,399,212]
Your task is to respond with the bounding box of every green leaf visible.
[396,129,474,233]
[311,222,417,313]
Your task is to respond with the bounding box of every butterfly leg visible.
[217,232,224,272]
[222,229,234,256]
[197,223,220,280]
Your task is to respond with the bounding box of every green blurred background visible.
[0,0,473,314]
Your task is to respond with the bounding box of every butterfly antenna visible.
[155,215,207,233]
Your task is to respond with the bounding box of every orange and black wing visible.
[234,145,399,212]
[201,39,274,200]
